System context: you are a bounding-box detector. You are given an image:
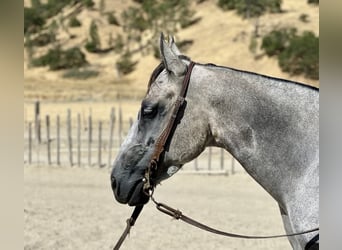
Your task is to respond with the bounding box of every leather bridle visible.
[142,61,196,194]
[113,60,319,250]
[113,61,196,250]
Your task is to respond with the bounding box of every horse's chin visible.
[127,181,150,206]
[113,179,149,206]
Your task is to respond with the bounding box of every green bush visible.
[62,68,99,79]
[308,0,319,5]
[116,53,138,75]
[299,14,309,23]
[278,31,318,79]
[261,27,296,56]
[32,46,88,70]
[69,16,82,27]
[82,0,95,8]
[217,0,282,18]
[178,39,194,52]
[152,44,160,59]
[121,7,149,32]
[84,40,98,53]
[42,0,73,19]
[28,32,55,47]
[24,7,45,34]
[217,0,236,10]
[84,20,101,53]
[107,12,120,26]
[31,0,42,8]
[261,28,318,79]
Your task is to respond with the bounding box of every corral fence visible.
[24,101,243,175]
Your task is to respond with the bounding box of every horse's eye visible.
[142,105,157,119]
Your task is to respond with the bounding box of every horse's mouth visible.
[114,179,149,206]
[127,180,149,206]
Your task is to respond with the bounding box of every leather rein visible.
[113,61,318,250]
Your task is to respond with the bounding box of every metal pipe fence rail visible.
[24,102,243,175]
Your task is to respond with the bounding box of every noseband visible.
[142,61,196,193]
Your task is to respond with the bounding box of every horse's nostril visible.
[111,176,116,190]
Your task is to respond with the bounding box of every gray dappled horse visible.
[111,34,319,250]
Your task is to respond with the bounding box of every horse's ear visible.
[160,33,186,76]
[169,36,181,56]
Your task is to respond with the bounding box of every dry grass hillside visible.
[24,0,319,102]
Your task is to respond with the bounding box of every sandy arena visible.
[24,166,291,250]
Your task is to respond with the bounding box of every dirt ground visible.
[24,166,291,250]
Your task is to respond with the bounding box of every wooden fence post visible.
[56,115,60,165]
[28,122,32,164]
[77,113,81,167]
[46,115,51,165]
[220,148,225,172]
[108,107,115,168]
[208,147,212,171]
[88,114,92,166]
[98,121,102,167]
[35,101,41,144]
[129,117,133,128]
[194,158,198,171]
[67,109,73,166]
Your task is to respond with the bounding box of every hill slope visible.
[24,0,319,101]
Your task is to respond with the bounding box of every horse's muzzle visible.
[111,174,149,206]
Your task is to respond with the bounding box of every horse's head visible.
[111,34,210,206]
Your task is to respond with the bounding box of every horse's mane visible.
[147,62,165,92]
[147,56,318,92]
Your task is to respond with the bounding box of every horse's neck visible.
[195,65,319,203]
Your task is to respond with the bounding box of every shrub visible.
[308,0,319,5]
[69,16,82,27]
[41,0,73,19]
[24,7,45,34]
[261,27,297,56]
[299,14,309,23]
[217,0,236,11]
[84,20,101,53]
[180,17,201,29]
[32,46,88,70]
[82,0,95,8]
[62,68,99,79]
[107,12,120,26]
[217,0,282,18]
[28,32,56,47]
[152,44,160,59]
[278,31,318,79]
[84,40,97,53]
[31,0,42,8]
[116,53,138,75]
[178,39,194,52]
[121,7,149,32]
